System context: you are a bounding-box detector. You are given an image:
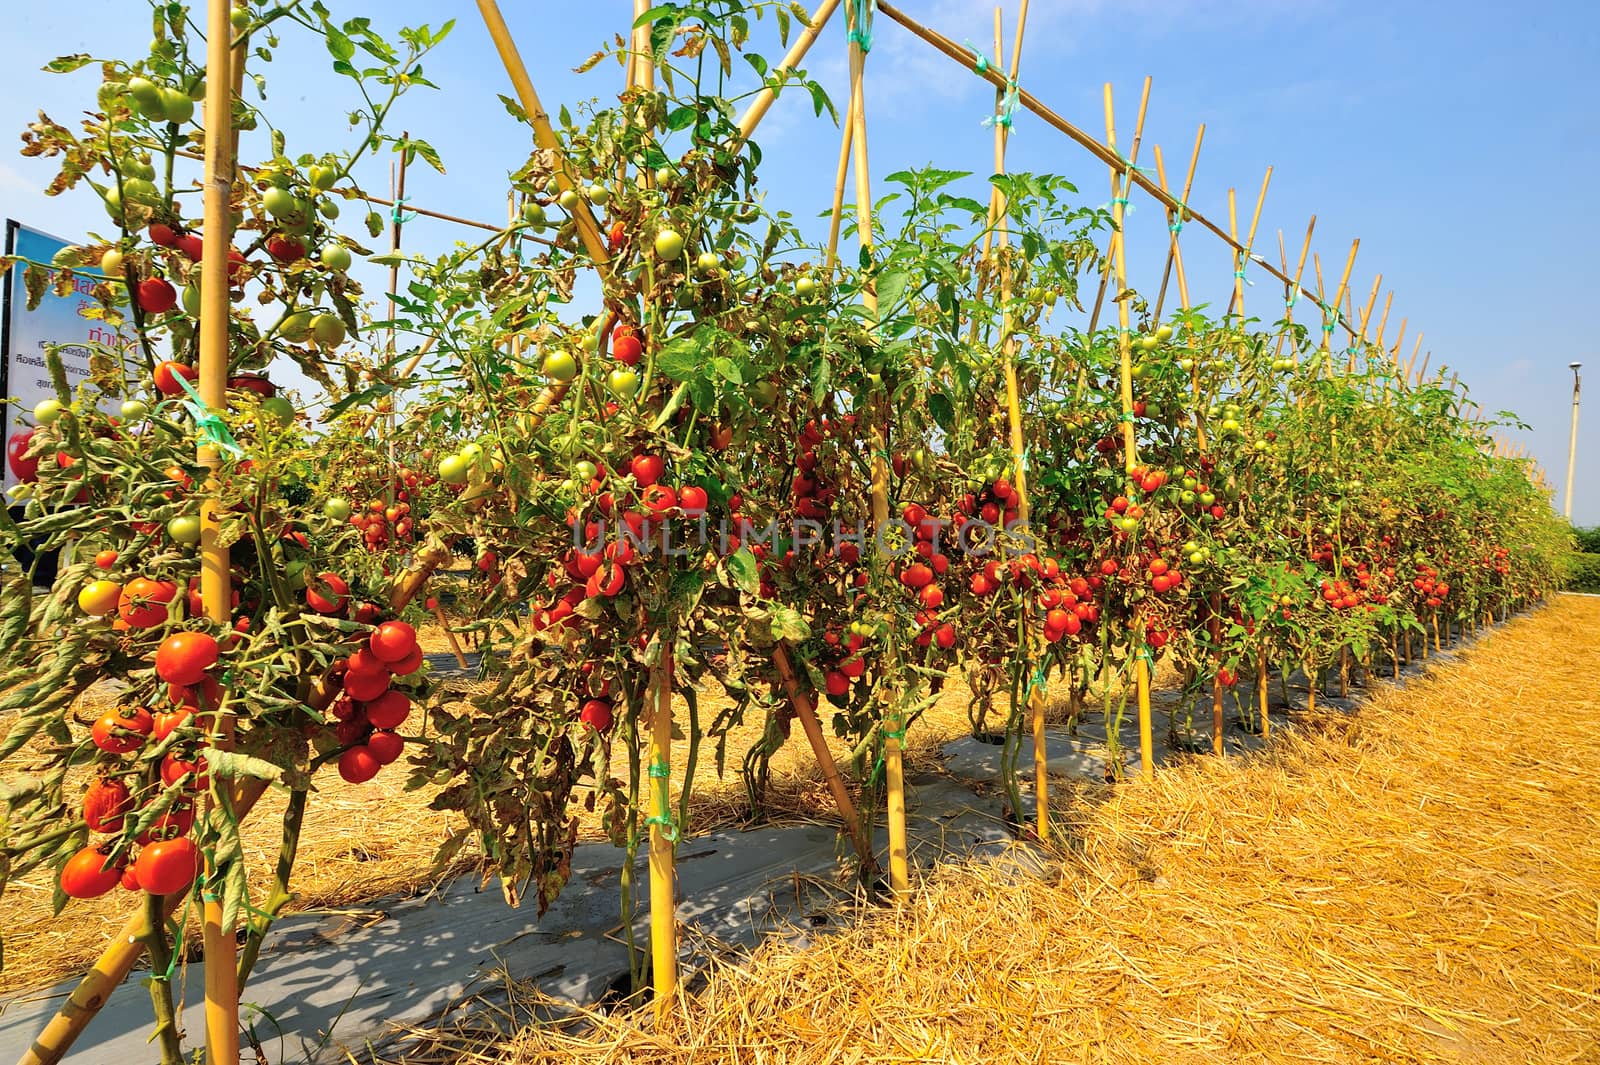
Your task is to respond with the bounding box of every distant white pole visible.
[1565,362,1582,519]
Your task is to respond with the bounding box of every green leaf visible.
[665,106,698,132]
[325,27,355,62]
[771,606,810,643]
[655,333,704,381]
[725,548,760,596]
[43,54,93,74]
[929,391,955,434]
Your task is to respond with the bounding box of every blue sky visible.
[2,0,1597,523]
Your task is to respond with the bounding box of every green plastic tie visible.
[390,195,417,226]
[645,759,678,841]
[170,371,246,460]
[967,42,991,74]
[1119,412,1135,424]
[983,79,1020,131]
[1322,321,1337,333]
[847,0,874,53]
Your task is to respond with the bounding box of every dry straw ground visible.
[395,596,1600,1065]
[0,624,1021,994]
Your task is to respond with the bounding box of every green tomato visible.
[439,455,470,485]
[654,167,674,187]
[584,184,609,205]
[122,178,161,206]
[542,350,578,383]
[1221,418,1240,433]
[607,368,640,398]
[1180,490,1196,505]
[307,165,337,190]
[261,396,295,425]
[574,460,598,482]
[460,442,484,462]
[557,188,580,212]
[521,202,547,229]
[167,515,202,546]
[34,399,65,425]
[182,284,201,317]
[158,88,193,124]
[1200,491,1216,506]
[318,199,340,220]
[1155,324,1174,342]
[795,275,817,297]
[654,229,685,261]
[1189,551,1206,565]
[100,247,125,277]
[310,313,346,348]
[263,186,297,218]
[279,310,313,343]
[1178,358,1195,372]
[320,244,352,272]
[127,77,165,120]
[120,399,149,421]
[750,380,778,407]
[695,250,720,275]
[324,497,352,521]
[1182,476,1198,491]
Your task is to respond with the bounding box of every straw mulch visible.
[0,626,1008,995]
[399,596,1600,1065]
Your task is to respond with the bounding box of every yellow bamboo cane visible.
[840,0,907,896]
[197,1,240,1059]
[1101,84,1154,782]
[983,2,1047,839]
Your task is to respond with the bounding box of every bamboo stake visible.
[872,1,1367,343]
[646,640,676,1015]
[823,91,856,274]
[984,1,1045,839]
[773,643,872,868]
[1374,290,1393,352]
[733,0,843,143]
[1151,126,1202,323]
[842,0,907,896]
[197,1,239,1058]
[477,0,610,266]
[1103,83,1154,782]
[1226,167,1271,317]
[1085,77,1151,336]
[625,3,679,1017]
[1318,239,1359,356]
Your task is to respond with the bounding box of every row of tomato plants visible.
[0,0,1568,1048]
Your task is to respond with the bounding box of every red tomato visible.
[824,671,851,696]
[147,222,179,247]
[135,837,201,895]
[94,549,119,570]
[344,667,390,703]
[369,621,418,664]
[306,571,349,614]
[137,799,195,845]
[137,278,178,315]
[83,777,134,833]
[366,730,405,765]
[161,752,209,791]
[579,699,614,732]
[642,483,677,515]
[118,577,178,629]
[364,690,411,730]
[61,845,125,899]
[611,326,643,366]
[6,429,40,483]
[153,359,196,396]
[630,454,665,487]
[92,706,153,753]
[389,645,425,676]
[678,485,709,517]
[154,632,219,686]
[338,746,381,784]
